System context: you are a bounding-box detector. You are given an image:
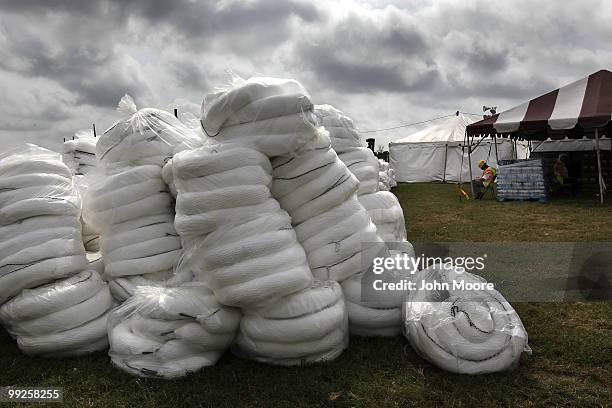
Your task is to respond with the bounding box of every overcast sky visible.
[0,0,610,152]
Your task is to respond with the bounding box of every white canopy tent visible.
[389,113,528,183]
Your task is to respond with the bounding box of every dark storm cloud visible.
[0,0,103,14]
[0,0,610,152]
[304,53,440,93]
[0,23,148,107]
[295,8,436,93]
[170,60,210,91]
[110,0,322,44]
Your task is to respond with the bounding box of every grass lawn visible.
[1,183,610,407]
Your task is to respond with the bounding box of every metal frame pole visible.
[595,128,604,204]
[468,132,475,197]
[443,143,448,183]
[493,134,499,163]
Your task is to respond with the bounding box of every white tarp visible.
[390,139,528,183]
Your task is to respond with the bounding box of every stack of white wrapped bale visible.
[313,104,362,154]
[403,265,530,374]
[313,104,414,336]
[314,105,378,196]
[86,166,180,301]
[62,133,97,176]
[341,241,415,337]
[61,133,101,252]
[0,145,86,304]
[203,81,391,282]
[84,96,201,302]
[108,284,240,378]
[0,271,112,357]
[378,159,390,191]
[161,158,177,198]
[235,280,347,366]
[171,144,346,367]
[358,191,407,243]
[73,175,101,252]
[167,77,354,365]
[200,84,384,285]
[377,160,397,191]
[0,145,112,356]
[201,77,319,157]
[314,105,406,242]
[172,145,313,308]
[335,147,380,196]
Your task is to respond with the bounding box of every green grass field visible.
[1,183,610,407]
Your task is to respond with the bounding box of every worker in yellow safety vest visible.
[476,160,497,199]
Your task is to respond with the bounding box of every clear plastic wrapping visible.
[82,164,180,289]
[377,159,394,191]
[358,191,407,242]
[336,147,379,196]
[271,141,390,283]
[341,241,416,337]
[62,132,98,176]
[0,145,86,305]
[108,283,241,379]
[314,104,363,153]
[171,145,313,308]
[0,144,80,225]
[74,175,100,251]
[234,280,348,366]
[97,95,202,168]
[0,270,112,357]
[200,77,319,157]
[403,266,530,374]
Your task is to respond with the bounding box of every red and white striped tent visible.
[466,69,610,202]
[467,70,612,138]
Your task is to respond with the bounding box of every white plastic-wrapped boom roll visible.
[83,162,181,286]
[161,159,177,198]
[377,159,394,191]
[0,145,88,305]
[341,242,417,337]
[403,265,530,374]
[18,311,110,357]
[0,146,80,226]
[63,133,98,175]
[172,144,313,307]
[172,146,276,237]
[201,77,319,156]
[314,104,363,154]
[0,270,113,357]
[271,135,389,283]
[108,284,241,379]
[192,213,313,308]
[84,165,172,230]
[234,280,348,366]
[358,191,407,242]
[0,270,104,323]
[73,175,100,251]
[337,147,379,196]
[96,95,201,168]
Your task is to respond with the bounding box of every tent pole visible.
[468,132,475,197]
[443,143,448,183]
[595,128,604,204]
[493,133,499,164]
